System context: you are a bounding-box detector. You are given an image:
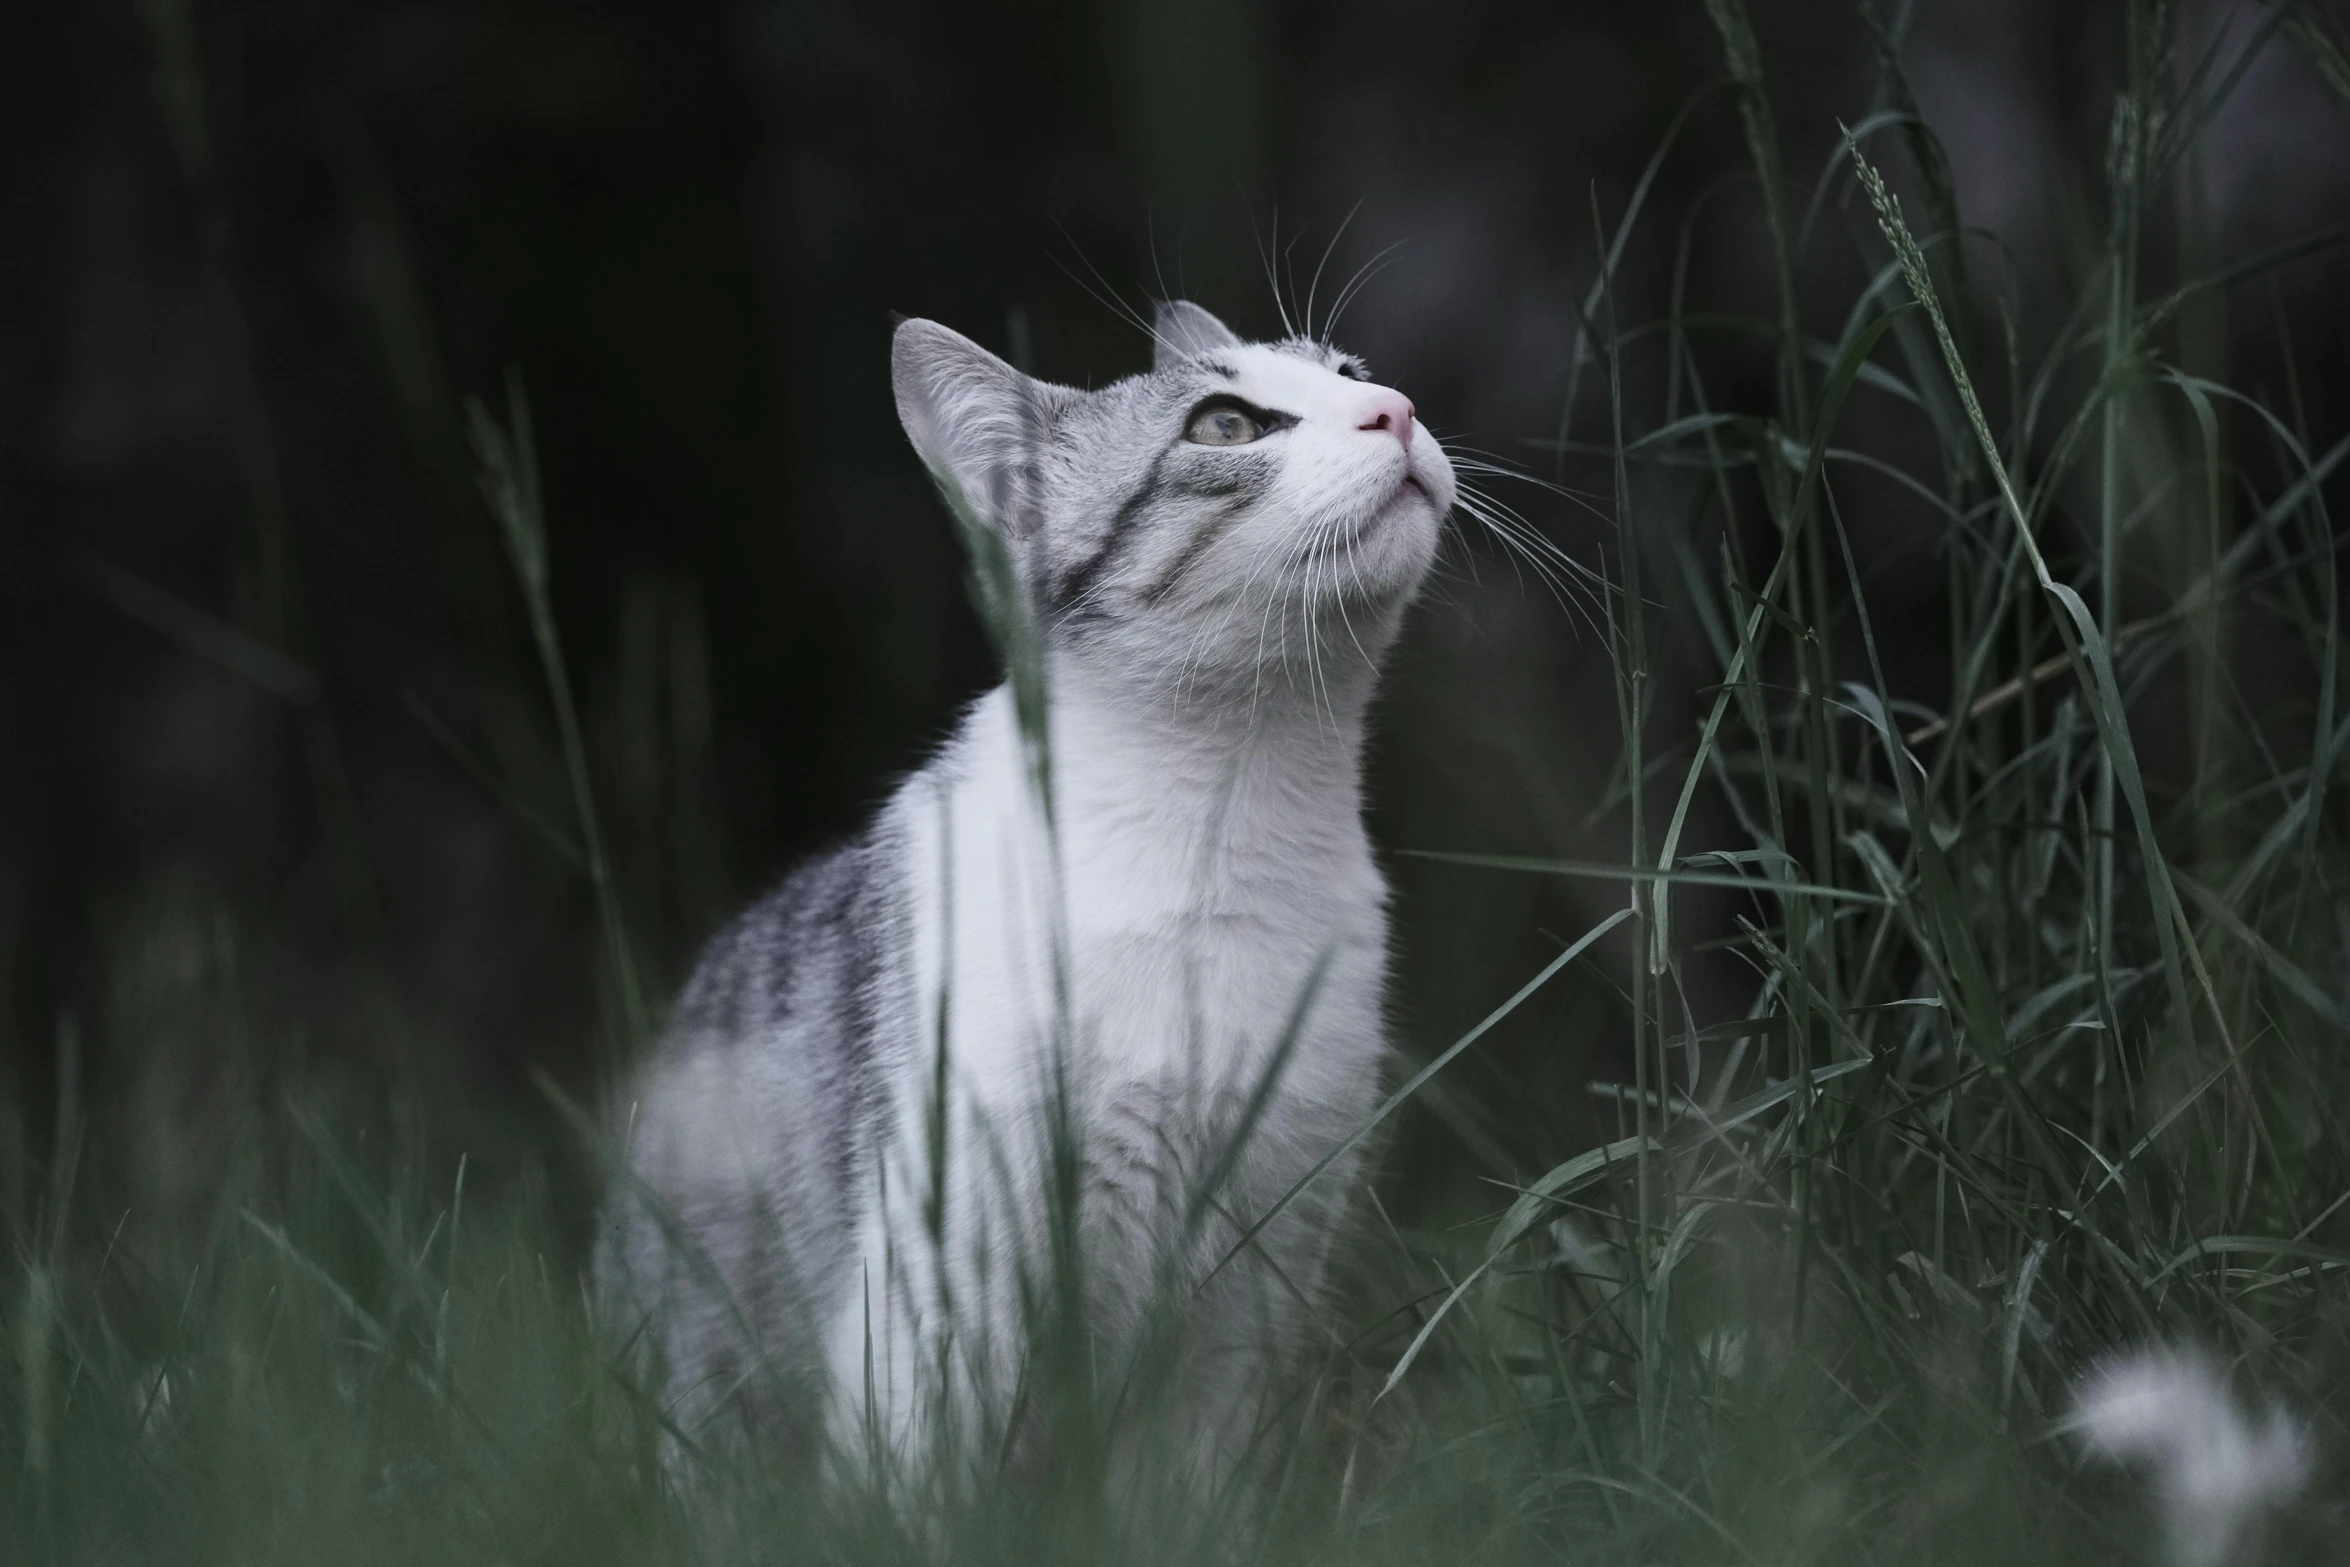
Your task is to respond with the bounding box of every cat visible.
[596,299,1454,1481]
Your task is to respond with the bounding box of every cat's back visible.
[666,834,891,1078]
[600,827,907,1369]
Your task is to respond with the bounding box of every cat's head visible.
[890,300,1451,699]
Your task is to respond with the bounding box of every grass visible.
[12,1,2350,1561]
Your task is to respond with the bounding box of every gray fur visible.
[598,829,914,1434]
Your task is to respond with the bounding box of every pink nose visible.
[1357,390,1415,449]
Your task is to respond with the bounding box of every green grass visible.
[12,2,2350,1561]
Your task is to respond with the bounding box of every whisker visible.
[1450,491,1607,638]
[1302,522,1330,731]
[1246,205,1299,341]
[1322,238,1412,344]
[1304,199,1368,346]
[1050,225,1160,348]
[1452,479,1609,586]
[1454,494,1590,594]
[1306,521,1344,728]
[1450,474,1615,591]
[1445,452,1611,508]
[1330,513,1376,676]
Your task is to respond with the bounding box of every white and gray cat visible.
[597,299,1454,1477]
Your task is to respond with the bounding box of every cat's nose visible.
[1356,391,1415,450]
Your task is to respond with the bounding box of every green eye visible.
[1186,405,1265,446]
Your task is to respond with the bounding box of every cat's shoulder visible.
[661,834,881,1048]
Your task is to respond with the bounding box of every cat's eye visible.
[1186,402,1265,446]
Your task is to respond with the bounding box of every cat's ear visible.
[1152,300,1243,370]
[892,318,1063,534]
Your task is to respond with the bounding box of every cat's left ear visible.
[892,318,1068,535]
[1153,300,1242,370]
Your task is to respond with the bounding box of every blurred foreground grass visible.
[10,2,2350,1561]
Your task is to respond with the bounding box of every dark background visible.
[5,0,2348,1219]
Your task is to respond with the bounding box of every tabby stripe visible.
[1053,443,1174,614]
[1138,494,1252,604]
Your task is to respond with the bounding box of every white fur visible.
[2069,1347,2311,1567]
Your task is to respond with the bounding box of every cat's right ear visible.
[892,318,1061,534]
[1153,300,1243,370]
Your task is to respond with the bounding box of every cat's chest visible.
[904,746,1389,1097]
[953,847,1386,1072]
